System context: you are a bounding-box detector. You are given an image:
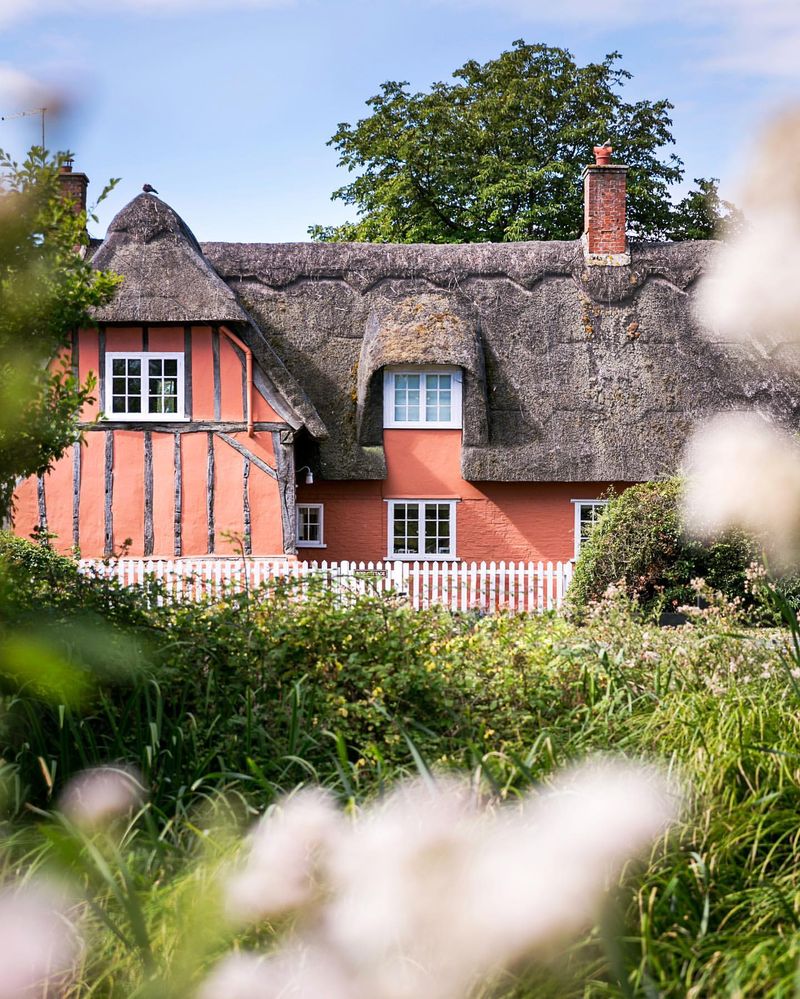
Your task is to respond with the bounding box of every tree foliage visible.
[667,176,745,241]
[311,41,735,244]
[0,148,121,514]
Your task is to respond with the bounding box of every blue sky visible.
[1,0,799,242]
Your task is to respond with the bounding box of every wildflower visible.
[682,412,800,569]
[697,106,800,345]
[224,787,342,924]
[0,880,80,999]
[197,948,358,999]
[219,761,676,999]
[59,766,145,830]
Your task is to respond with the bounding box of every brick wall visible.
[582,164,627,255]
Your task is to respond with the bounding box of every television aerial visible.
[0,107,48,147]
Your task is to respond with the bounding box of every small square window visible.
[105,352,184,421]
[297,504,324,547]
[387,500,456,559]
[384,367,462,429]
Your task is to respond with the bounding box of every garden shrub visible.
[567,478,757,616]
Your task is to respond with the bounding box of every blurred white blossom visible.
[682,412,800,568]
[0,880,80,998]
[205,759,679,999]
[224,787,343,923]
[59,765,145,830]
[698,106,800,344]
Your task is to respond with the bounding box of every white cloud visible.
[0,0,294,31]
[435,0,800,79]
[0,63,49,108]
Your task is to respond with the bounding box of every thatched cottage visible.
[13,151,800,564]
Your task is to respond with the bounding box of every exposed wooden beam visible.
[173,432,182,557]
[72,441,81,551]
[78,421,289,434]
[242,456,252,556]
[36,475,47,534]
[207,431,215,554]
[98,328,106,414]
[103,430,113,556]
[143,430,154,556]
[215,432,277,479]
[273,430,297,555]
[183,327,193,420]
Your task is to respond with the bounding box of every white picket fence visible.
[79,558,574,613]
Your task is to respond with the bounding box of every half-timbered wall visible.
[13,325,294,558]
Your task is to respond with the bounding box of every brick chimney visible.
[58,156,89,216]
[581,144,629,264]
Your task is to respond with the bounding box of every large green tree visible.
[311,41,731,244]
[0,148,120,515]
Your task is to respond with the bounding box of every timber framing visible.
[79,421,289,433]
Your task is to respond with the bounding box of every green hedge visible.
[567,479,757,615]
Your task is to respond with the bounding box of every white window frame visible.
[105,352,186,422]
[571,499,609,560]
[383,365,463,429]
[385,499,458,561]
[296,503,325,548]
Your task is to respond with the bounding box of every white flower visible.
[59,766,145,830]
[681,412,800,568]
[224,787,342,924]
[197,948,358,999]
[212,761,679,999]
[697,105,800,345]
[0,880,80,999]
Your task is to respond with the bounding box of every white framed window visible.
[105,353,185,421]
[572,500,609,560]
[296,504,325,547]
[383,366,462,429]
[386,499,457,560]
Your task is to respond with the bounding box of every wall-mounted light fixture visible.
[297,465,314,486]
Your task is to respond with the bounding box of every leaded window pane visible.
[394,374,421,423]
[424,373,452,422]
[298,506,322,544]
[107,354,182,418]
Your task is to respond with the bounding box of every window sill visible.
[383,423,462,431]
[386,555,460,562]
[297,543,327,549]
[102,414,190,423]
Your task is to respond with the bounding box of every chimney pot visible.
[593,144,612,167]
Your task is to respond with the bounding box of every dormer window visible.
[383,366,462,429]
[105,353,185,421]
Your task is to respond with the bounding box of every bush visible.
[567,479,757,615]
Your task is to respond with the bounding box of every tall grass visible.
[3,535,800,995]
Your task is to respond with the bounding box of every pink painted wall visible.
[12,325,286,557]
[296,429,632,563]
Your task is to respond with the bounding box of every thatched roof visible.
[201,238,800,482]
[88,191,800,482]
[90,195,326,436]
[92,194,249,324]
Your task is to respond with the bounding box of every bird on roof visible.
[142,183,158,194]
